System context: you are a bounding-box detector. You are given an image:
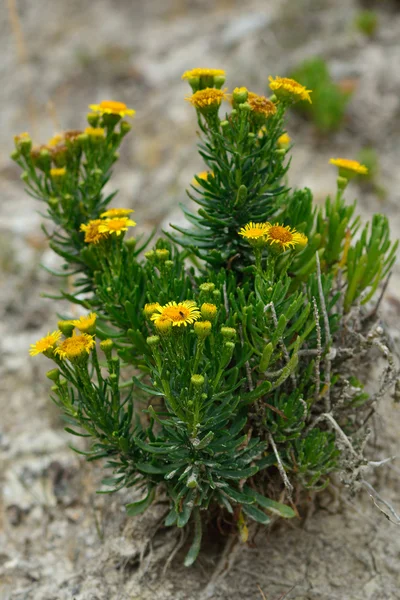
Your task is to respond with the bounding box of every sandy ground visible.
[1,1,400,598]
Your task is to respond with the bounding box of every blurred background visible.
[1,1,400,599]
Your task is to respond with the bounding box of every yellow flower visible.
[268,76,312,104]
[329,158,368,177]
[55,333,96,361]
[248,94,277,118]
[98,217,136,236]
[144,302,161,318]
[151,300,200,328]
[80,219,109,244]
[47,134,64,147]
[100,208,134,219]
[85,127,105,138]
[72,312,97,334]
[88,100,136,118]
[238,222,270,241]
[29,330,62,356]
[201,303,217,321]
[192,171,213,185]
[194,320,212,338]
[264,223,308,251]
[182,68,226,80]
[186,88,227,111]
[50,167,66,178]
[278,133,291,149]
[153,314,173,335]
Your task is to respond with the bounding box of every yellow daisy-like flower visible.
[329,158,368,178]
[88,100,136,118]
[268,76,312,104]
[238,222,270,241]
[55,333,96,361]
[182,68,226,80]
[29,330,62,357]
[85,127,105,138]
[264,223,308,251]
[50,167,66,178]
[72,312,97,334]
[248,94,277,118]
[151,300,200,328]
[278,133,291,149]
[186,88,227,111]
[100,208,134,219]
[143,302,161,318]
[80,219,109,244]
[98,217,136,236]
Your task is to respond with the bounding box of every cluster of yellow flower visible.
[80,208,136,244]
[30,313,98,361]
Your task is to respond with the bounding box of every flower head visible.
[186,88,227,112]
[238,222,270,241]
[268,76,312,104]
[72,312,97,334]
[85,127,105,138]
[89,101,136,118]
[329,158,368,178]
[201,303,217,321]
[182,68,225,80]
[98,217,136,236]
[100,208,134,219]
[264,223,308,251]
[55,333,96,361]
[151,300,200,328]
[30,330,62,357]
[248,94,277,118]
[80,219,109,244]
[144,302,161,318]
[50,167,66,178]
[278,133,291,149]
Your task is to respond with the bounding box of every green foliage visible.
[290,58,351,133]
[354,10,378,37]
[17,69,397,565]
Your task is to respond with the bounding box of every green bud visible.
[58,320,75,337]
[144,250,155,262]
[191,374,205,387]
[187,76,200,92]
[48,197,59,210]
[20,171,29,183]
[87,112,100,127]
[91,168,103,178]
[100,339,114,358]
[213,75,226,89]
[147,335,160,347]
[199,282,215,293]
[120,121,132,136]
[51,385,59,393]
[220,120,229,129]
[275,148,286,157]
[221,326,236,339]
[232,87,248,105]
[155,249,170,262]
[109,373,118,383]
[238,102,251,112]
[201,303,217,321]
[212,289,221,303]
[125,238,136,251]
[164,260,174,270]
[46,368,60,382]
[194,321,212,338]
[10,149,20,161]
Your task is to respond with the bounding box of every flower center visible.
[162,306,190,323]
[60,337,88,357]
[268,226,293,243]
[100,101,127,111]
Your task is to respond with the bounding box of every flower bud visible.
[14,132,32,155]
[155,249,170,262]
[144,250,155,262]
[191,374,205,387]
[125,237,136,251]
[100,339,114,358]
[58,320,75,337]
[87,112,100,127]
[154,318,172,336]
[37,148,51,172]
[46,368,60,382]
[194,320,212,338]
[147,335,160,347]
[221,326,236,339]
[214,75,226,89]
[164,260,174,271]
[199,282,215,294]
[120,121,132,136]
[201,303,217,321]
[50,167,66,179]
[143,303,160,318]
[20,171,29,183]
[232,86,248,105]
